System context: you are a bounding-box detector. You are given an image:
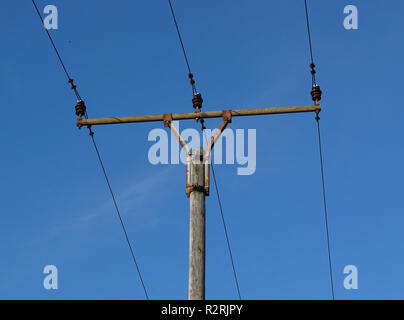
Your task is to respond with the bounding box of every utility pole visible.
[188,148,206,299]
[32,0,324,301]
[76,102,322,300]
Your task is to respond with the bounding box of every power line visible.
[31,0,70,80]
[210,161,242,300]
[31,0,81,100]
[315,115,335,300]
[167,0,197,94]
[31,0,149,299]
[89,132,149,299]
[303,0,334,299]
[32,0,332,301]
[304,0,317,86]
[202,130,242,300]
[304,0,315,66]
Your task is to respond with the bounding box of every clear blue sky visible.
[0,0,403,300]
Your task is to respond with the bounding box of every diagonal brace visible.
[163,111,232,198]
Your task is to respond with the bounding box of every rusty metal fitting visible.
[194,107,201,120]
[192,93,203,110]
[163,113,173,127]
[222,110,232,123]
[188,73,196,86]
[200,118,206,130]
[311,85,322,104]
[186,185,208,198]
[76,119,83,129]
[69,78,77,90]
[310,63,316,76]
[75,100,86,118]
[87,125,94,136]
[315,110,320,122]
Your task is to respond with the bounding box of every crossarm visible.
[76,105,321,127]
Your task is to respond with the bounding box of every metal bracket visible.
[163,113,173,127]
[163,110,233,198]
[201,110,233,198]
[186,185,207,198]
[204,110,232,160]
[222,110,232,123]
[186,150,209,198]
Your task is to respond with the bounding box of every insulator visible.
[75,100,86,117]
[192,93,203,110]
[311,85,322,103]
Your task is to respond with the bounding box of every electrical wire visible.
[303,0,335,299]
[90,132,149,299]
[167,0,197,94]
[33,0,333,301]
[31,0,149,299]
[202,130,242,300]
[31,0,81,100]
[315,116,335,300]
[166,0,242,298]
[210,160,242,300]
[304,0,317,86]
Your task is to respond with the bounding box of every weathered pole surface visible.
[188,148,206,300]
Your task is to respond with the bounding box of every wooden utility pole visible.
[188,148,206,299]
[76,103,321,300]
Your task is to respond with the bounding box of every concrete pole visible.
[188,148,206,300]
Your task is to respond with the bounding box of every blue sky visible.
[0,0,403,299]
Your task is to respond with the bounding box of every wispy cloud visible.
[48,167,175,237]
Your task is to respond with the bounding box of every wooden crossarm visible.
[76,105,321,127]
